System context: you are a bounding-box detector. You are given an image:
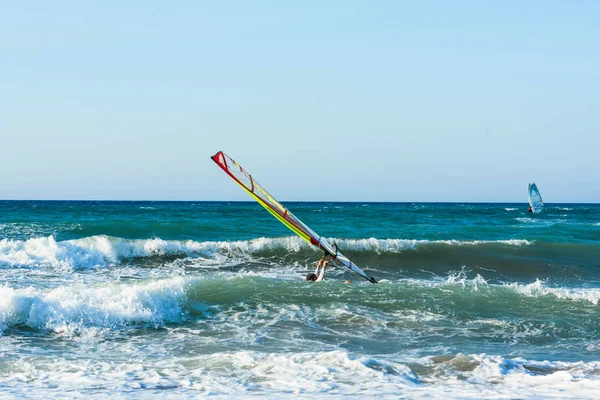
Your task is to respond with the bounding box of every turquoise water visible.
[1,201,600,398]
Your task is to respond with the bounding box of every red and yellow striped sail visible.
[211,151,376,283]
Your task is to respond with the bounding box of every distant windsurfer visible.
[306,254,329,282]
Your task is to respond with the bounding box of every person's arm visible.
[316,261,328,282]
[314,255,326,274]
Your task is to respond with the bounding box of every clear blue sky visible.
[1,1,598,202]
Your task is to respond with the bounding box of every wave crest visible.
[0,276,196,334]
[335,238,531,253]
[0,235,533,270]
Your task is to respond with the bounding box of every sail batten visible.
[211,151,377,283]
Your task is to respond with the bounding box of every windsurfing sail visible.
[211,151,377,283]
[528,182,544,214]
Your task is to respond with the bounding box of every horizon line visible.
[1,199,599,205]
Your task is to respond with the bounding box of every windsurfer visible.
[306,254,329,282]
[528,206,533,213]
[212,151,377,284]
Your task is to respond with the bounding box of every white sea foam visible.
[515,217,573,227]
[4,271,594,338]
[515,217,539,223]
[413,353,600,398]
[444,271,489,291]
[0,276,198,334]
[1,272,600,398]
[0,235,533,269]
[437,272,600,306]
[0,235,293,270]
[504,279,600,306]
[2,349,600,398]
[335,238,531,254]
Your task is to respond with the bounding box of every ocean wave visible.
[0,235,534,270]
[0,276,198,335]
[0,235,217,270]
[335,238,531,253]
[411,353,600,398]
[0,222,82,239]
[3,272,598,337]
[3,348,600,398]
[438,272,600,305]
[504,279,600,306]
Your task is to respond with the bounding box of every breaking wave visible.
[3,349,600,398]
[2,273,600,336]
[0,235,533,270]
[0,276,197,334]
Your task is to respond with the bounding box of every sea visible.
[1,200,600,399]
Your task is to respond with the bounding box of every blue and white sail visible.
[528,182,544,214]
